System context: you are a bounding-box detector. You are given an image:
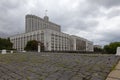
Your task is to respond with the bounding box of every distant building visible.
[94,45,102,49]
[10,14,93,52]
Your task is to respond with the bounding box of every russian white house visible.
[10,14,93,52]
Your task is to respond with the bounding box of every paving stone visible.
[9,73,23,79]
[106,77,119,80]
[108,70,120,79]
[70,75,83,80]
[58,71,75,80]
[115,61,120,70]
[0,53,119,80]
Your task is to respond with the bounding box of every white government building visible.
[10,14,94,52]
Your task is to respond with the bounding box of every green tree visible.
[104,42,120,54]
[0,38,13,50]
[94,47,103,52]
[24,40,44,51]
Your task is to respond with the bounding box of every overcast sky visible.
[0,0,120,46]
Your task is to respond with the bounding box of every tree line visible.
[94,42,120,54]
[0,37,44,51]
[104,42,120,54]
[0,38,13,50]
[0,37,120,54]
[24,40,44,51]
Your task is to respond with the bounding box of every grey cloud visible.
[76,20,98,31]
[52,16,99,32]
[78,3,100,17]
[88,0,120,8]
[0,0,120,46]
[65,19,99,31]
[95,29,120,46]
[0,0,29,34]
[0,32,9,38]
[103,32,120,42]
[107,9,120,18]
[49,8,100,32]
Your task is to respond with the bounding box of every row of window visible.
[26,18,60,32]
[11,33,44,51]
[76,39,86,50]
[51,34,70,50]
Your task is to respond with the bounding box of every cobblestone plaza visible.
[0,53,119,80]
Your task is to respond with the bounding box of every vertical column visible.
[19,37,21,51]
[33,17,35,31]
[86,41,88,51]
[25,15,28,32]
[16,38,18,51]
[38,43,41,52]
[73,38,76,51]
[44,30,51,51]
[15,38,16,50]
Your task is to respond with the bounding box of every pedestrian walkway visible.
[106,61,120,80]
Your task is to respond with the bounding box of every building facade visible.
[10,14,94,52]
[25,15,61,32]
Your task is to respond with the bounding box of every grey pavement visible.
[0,53,119,80]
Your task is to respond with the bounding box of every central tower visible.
[25,14,61,33]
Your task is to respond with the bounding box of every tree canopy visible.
[94,47,103,52]
[24,40,44,51]
[0,38,13,50]
[104,42,120,54]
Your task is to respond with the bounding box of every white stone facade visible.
[25,15,61,33]
[70,35,93,52]
[10,14,94,52]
